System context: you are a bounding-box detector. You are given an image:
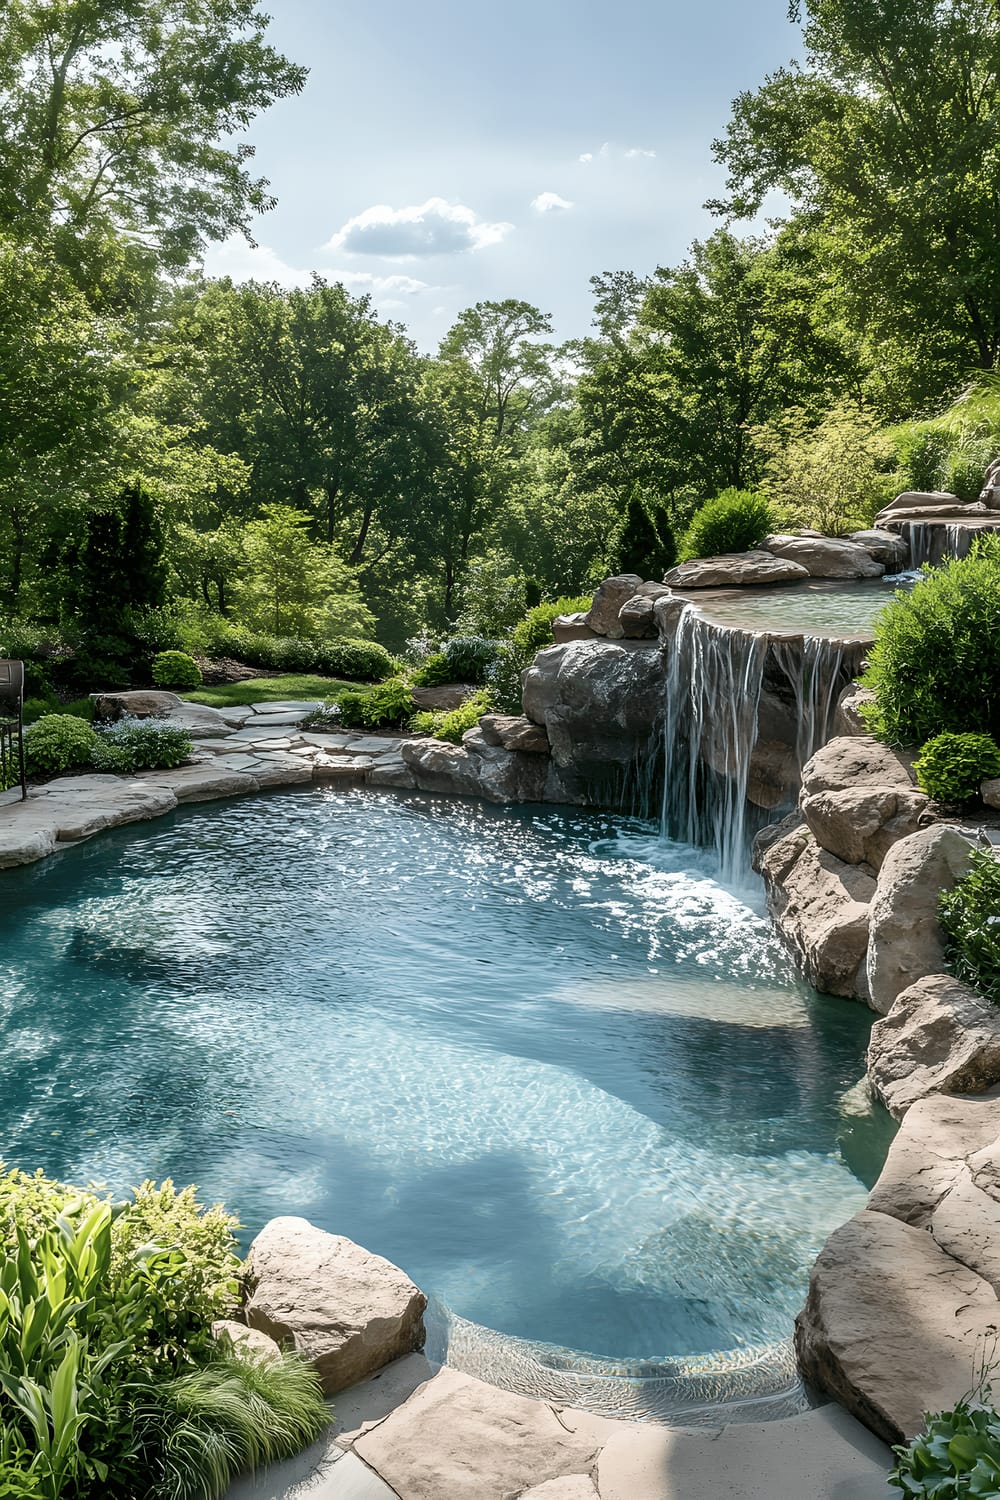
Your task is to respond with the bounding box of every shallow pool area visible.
[0,788,892,1418]
[678,577,908,638]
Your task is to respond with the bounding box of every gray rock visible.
[401,737,548,803]
[795,1209,1000,1443]
[478,714,549,753]
[663,551,809,589]
[91,689,182,721]
[983,777,1000,809]
[410,684,473,710]
[878,490,961,516]
[761,534,884,580]
[799,786,930,870]
[137,764,258,803]
[868,974,1000,1118]
[584,575,644,637]
[245,1217,426,1396]
[366,759,418,790]
[866,825,975,1013]
[521,640,665,790]
[551,612,597,644]
[249,752,314,788]
[618,583,673,640]
[848,529,910,570]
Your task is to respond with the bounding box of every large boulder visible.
[848,529,910,571]
[756,820,875,998]
[551,612,596,644]
[663,551,809,589]
[867,1091,1000,1226]
[401,735,548,803]
[867,974,1000,1119]
[803,735,917,804]
[245,1217,426,1395]
[584,575,644,637]
[795,1209,999,1443]
[91,689,182,721]
[800,736,914,798]
[983,778,1000,809]
[521,640,665,786]
[618,584,672,639]
[761,534,884,580]
[799,786,929,870]
[878,490,961,516]
[866,825,975,1013]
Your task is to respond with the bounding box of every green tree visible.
[612,490,677,578]
[0,0,306,284]
[235,504,373,639]
[756,401,897,532]
[712,0,1000,408]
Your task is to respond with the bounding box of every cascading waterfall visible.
[660,607,768,884]
[902,520,974,567]
[661,605,864,882]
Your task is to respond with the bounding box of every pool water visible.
[680,577,909,638]
[0,789,889,1403]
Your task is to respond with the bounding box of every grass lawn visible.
[183,674,369,709]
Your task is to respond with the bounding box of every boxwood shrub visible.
[679,489,774,562]
[23,714,98,775]
[913,732,1000,803]
[152,650,202,690]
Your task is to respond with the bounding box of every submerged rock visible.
[245,1217,426,1395]
[868,974,1000,1118]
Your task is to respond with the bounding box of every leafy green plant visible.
[940,849,1000,1007]
[23,715,98,775]
[914,733,1000,804]
[510,598,591,661]
[152,653,202,691]
[410,652,451,688]
[411,689,493,744]
[439,637,501,685]
[91,720,192,773]
[338,678,414,729]
[484,643,525,715]
[679,489,774,562]
[861,539,1000,745]
[186,622,394,683]
[891,1397,1000,1496]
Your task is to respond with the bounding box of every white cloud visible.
[331,270,432,295]
[326,197,512,258]
[578,142,656,164]
[531,191,573,214]
[625,147,657,160]
[578,152,593,164]
[202,237,313,288]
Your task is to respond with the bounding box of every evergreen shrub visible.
[152,651,202,690]
[23,714,98,774]
[679,489,774,562]
[913,732,1000,803]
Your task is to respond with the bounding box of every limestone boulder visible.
[478,714,550,754]
[91,689,182,721]
[848,529,910,571]
[867,974,1000,1118]
[866,825,975,1013]
[159,703,232,739]
[584,574,644,637]
[757,820,875,998]
[521,640,665,786]
[761,534,884,580]
[245,1217,426,1395]
[800,736,914,798]
[410,684,472,710]
[211,1319,282,1363]
[795,1209,1000,1443]
[799,786,930,870]
[983,777,1000,809]
[832,683,876,737]
[137,764,257,803]
[867,1091,1000,1225]
[663,551,809,589]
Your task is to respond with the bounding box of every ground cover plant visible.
[0,1169,328,1499]
[411,689,493,744]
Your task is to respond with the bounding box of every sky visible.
[202,0,801,351]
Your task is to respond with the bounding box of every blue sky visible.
[202,0,800,350]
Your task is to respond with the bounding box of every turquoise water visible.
[0,788,887,1389]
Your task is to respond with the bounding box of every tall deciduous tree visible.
[712,0,1000,407]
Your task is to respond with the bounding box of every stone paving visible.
[0,696,416,870]
[226,1354,893,1500]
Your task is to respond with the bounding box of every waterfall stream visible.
[660,606,862,881]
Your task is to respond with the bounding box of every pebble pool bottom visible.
[0,787,892,1417]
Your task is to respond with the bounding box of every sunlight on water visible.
[0,788,891,1413]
